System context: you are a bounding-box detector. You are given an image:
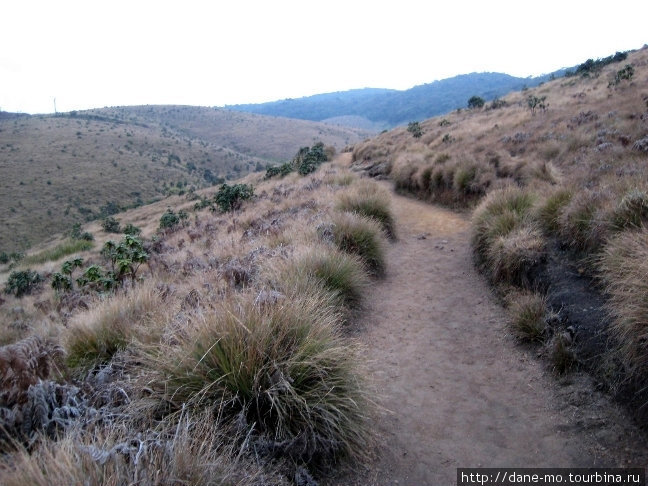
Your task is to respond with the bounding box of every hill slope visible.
[0,106,371,252]
[228,71,564,128]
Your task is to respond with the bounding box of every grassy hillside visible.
[85,105,371,161]
[228,70,566,128]
[0,106,371,252]
[0,157,391,484]
[351,46,648,416]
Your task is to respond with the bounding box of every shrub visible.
[527,95,547,114]
[148,292,372,467]
[508,292,548,342]
[159,208,188,229]
[612,64,634,85]
[599,228,648,384]
[467,95,485,109]
[296,142,328,175]
[335,181,396,239]
[100,235,149,284]
[407,121,423,138]
[4,270,43,297]
[0,252,8,264]
[51,273,72,292]
[101,216,121,233]
[123,223,141,236]
[214,183,254,212]
[332,212,386,276]
[265,162,293,179]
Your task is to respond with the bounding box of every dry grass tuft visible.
[331,212,387,276]
[599,228,648,384]
[145,291,373,467]
[507,292,548,343]
[335,179,396,239]
[64,283,166,374]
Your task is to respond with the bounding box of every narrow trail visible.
[328,186,648,486]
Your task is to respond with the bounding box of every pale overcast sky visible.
[1,0,646,114]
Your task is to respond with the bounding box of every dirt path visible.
[328,187,648,485]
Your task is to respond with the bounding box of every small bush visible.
[407,121,423,138]
[214,183,254,212]
[332,212,386,276]
[335,181,396,239]
[4,270,43,297]
[467,96,485,109]
[296,143,328,175]
[159,208,188,229]
[123,223,142,236]
[101,216,121,233]
[508,292,547,342]
[148,292,372,467]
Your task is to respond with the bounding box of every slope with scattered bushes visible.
[0,156,394,483]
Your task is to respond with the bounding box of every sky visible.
[1,0,647,114]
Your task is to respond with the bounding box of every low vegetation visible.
[0,156,393,483]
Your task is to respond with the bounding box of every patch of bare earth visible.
[327,189,648,486]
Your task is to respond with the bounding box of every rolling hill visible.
[227,70,566,129]
[0,106,371,252]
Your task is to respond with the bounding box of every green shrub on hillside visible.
[159,208,189,229]
[407,121,423,138]
[4,270,43,297]
[101,216,121,233]
[467,96,485,109]
[214,183,254,211]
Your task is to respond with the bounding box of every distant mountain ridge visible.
[227,70,566,128]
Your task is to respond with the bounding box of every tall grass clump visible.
[331,212,386,276]
[148,292,372,467]
[23,239,93,265]
[335,180,396,239]
[472,187,541,285]
[537,187,573,233]
[557,190,609,253]
[611,189,648,230]
[507,292,548,342]
[65,283,164,374]
[599,228,648,384]
[275,247,369,311]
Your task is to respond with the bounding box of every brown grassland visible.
[0,106,371,252]
[0,155,394,484]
